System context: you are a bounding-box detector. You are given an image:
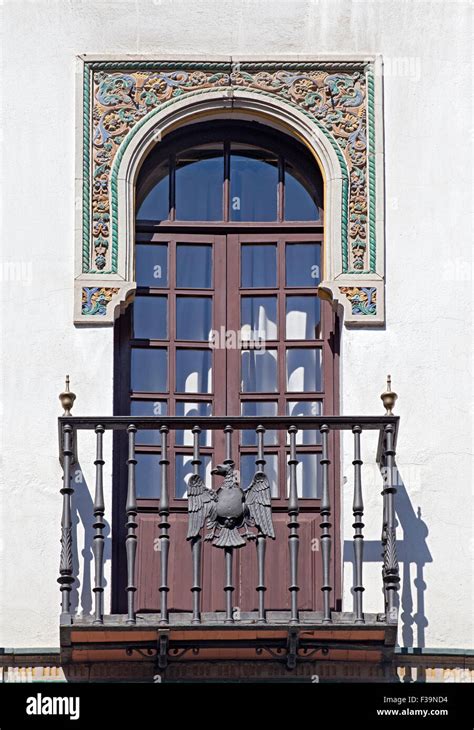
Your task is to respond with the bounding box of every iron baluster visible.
[320,424,332,624]
[352,425,365,624]
[159,425,170,625]
[382,424,400,621]
[125,424,137,625]
[58,424,74,623]
[92,424,105,624]
[191,425,202,625]
[287,425,300,625]
[224,425,234,624]
[256,424,267,624]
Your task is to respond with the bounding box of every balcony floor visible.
[60,612,398,669]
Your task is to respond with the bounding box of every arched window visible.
[113,120,340,614]
[135,121,323,223]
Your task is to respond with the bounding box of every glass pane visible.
[176,244,212,289]
[176,349,212,393]
[136,244,168,287]
[284,160,320,221]
[136,158,169,221]
[286,243,321,286]
[286,348,322,392]
[130,399,167,445]
[287,453,322,499]
[241,296,277,342]
[241,401,278,445]
[131,348,167,392]
[136,453,161,498]
[175,145,223,221]
[133,296,167,339]
[241,349,278,392]
[240,454,278,498]
[176,455,212,499]
[287,400,322,445]
[230,147,278,221]
[175,401,212,447]
[241,244,277,288]
[176,297,212,341]
[286,296,321,340]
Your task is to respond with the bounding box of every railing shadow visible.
[344,469,432,657]
[69,462,112,616]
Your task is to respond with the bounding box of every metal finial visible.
[59,375,76,416]
[381,374,397,415]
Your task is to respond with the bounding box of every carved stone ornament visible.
[75,56,385,325]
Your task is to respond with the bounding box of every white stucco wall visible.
[0,0,472,651]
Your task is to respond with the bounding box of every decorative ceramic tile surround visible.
[75,57,385,325]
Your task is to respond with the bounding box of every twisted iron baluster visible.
[58,424,74,623]
[382,424,400,622]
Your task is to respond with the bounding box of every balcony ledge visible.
[60,612,398,669]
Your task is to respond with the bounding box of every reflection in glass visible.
[136,244,168,287]
[176,455,212,499]
[230,147,278,221]
[136,453,162,498]
[284,160,320,221]
[287,453,321,499]
[241,350,278,393]
[287,400,322,445]
[177,297,212,341]
[286,296,321,340]
[175,401,212,446]
[176,349,212,393]
[241,297,277,342]
[241,401,278,446]
[133,296,167,340]
[175,146,223,221]
[286,348,322,392]
[176,244,212,289]
[240,454,278,498]
[131,348,167,392]
[136,159,170,221]
[241,244,277,288]
[130,399,167,445]
[286,243,321,286]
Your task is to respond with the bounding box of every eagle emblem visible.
[186,463,275,548]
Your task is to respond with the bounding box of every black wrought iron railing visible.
[57,410,400,629]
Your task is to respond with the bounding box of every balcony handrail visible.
[59,413,399,432]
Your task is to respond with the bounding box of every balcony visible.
[57,400,400,670]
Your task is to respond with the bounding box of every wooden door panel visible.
[136,513,227,613]
[238,513,324,612]
[135,514,161,612]
[121,231,340,616]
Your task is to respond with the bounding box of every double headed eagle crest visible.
[187,463,275,548]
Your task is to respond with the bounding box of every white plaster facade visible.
[0,0,472,656]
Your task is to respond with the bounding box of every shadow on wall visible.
[343,469,432,650]
[69,463,112,616]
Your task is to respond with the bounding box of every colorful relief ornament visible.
[339,286,377,316]
[82,287,119,316]
[86,65,371,273]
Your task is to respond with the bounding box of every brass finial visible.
[381,375,397,415]
[59,375,76,416]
